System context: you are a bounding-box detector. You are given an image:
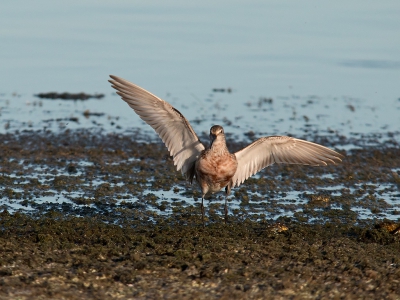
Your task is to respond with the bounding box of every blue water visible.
[1,1,400,140]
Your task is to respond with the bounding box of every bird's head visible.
[209,125,225,147]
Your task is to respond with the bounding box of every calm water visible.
[1,0,400,139]
[1,1,399,98]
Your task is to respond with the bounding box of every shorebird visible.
[109,75,343,225]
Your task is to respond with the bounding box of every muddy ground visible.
[0,129,399,299]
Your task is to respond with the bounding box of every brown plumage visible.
[109,75,343,225]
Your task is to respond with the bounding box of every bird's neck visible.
[210,136,229,154]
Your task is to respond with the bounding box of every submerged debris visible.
[212,88,232,93]
[258,97,273,107]
[35,92,104,100]
[83,110,105,117]
[347,104,356,112]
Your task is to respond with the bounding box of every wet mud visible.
[0,130,399,299]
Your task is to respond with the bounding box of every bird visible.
[109,75,343,226]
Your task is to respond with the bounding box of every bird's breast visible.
[196,151,238,192]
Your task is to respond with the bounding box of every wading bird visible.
[109,75,343,226]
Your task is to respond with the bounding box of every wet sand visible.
[0,130,399,299]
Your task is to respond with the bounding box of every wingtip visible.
[333,153,344,163]
[108,75,132,86]
[108,75,123,86]
[330,156,343,164]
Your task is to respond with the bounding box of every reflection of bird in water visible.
[109,75,343,226]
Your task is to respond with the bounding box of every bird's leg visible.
[201,197,205,227]
[224,196,228,224]
[224,186,231,224]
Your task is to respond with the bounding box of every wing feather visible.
[232,136,343,187]
[109,75,205,178]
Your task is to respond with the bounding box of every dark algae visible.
[0,213,399,299]
[0,130,399,299]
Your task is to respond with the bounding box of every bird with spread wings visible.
[109,75,343,226]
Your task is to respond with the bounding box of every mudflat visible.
[0,130,399,299]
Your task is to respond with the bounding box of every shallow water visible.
[0,131,399,225]
[1,91,400,143]
[1,175,399,223]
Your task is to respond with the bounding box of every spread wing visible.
[231,136,343,187]
[109,75,205,178]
